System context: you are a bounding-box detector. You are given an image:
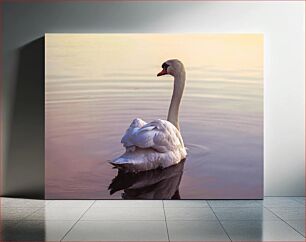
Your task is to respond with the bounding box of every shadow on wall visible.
[4,37,45,199]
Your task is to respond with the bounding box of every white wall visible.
[163,1,305,196]
[3,1,305,196]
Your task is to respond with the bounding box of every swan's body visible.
[110,59,187,172]
[112,118,187,172]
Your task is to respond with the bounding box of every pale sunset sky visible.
[46,34,263,82]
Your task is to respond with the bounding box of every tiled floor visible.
[0,197,304,241]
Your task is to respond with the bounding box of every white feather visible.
[111,118,187,172]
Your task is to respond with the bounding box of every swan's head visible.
[157,59,185,77]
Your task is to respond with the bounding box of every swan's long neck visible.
[167,71,185,130]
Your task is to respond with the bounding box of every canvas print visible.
[45,34,263,199]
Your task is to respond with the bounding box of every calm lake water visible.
[45,67,263,199]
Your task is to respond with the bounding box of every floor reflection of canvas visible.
[45,34,263,199]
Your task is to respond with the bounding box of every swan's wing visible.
[132,124,159,149]
[112,119,187,172]
[121,118,147,148]
[128,119,183,152]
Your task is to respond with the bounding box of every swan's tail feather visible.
[109,148,184,172]
[109,149,158,173]
[109,157,137,172]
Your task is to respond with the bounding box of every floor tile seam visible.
[264,206,305,238]
[207,201,232,242]
[162,201,170,242]
[60,200,97,241]
[46,200,96,208]
[17,207,43,221]
[2,207,44,230]
[1,205,46,209]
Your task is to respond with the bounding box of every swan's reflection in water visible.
[109,160,185,199]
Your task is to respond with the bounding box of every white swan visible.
[110,59,187,172]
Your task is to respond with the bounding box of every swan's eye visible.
[162,63,169,70]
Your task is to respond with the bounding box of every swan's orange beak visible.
[157,69,167,76]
